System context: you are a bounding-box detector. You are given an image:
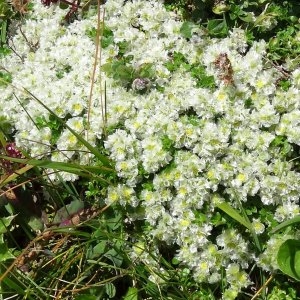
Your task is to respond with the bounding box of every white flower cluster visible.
[1,0,300,297]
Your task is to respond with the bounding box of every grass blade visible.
[270,216,300,234]
[0,164,34,187]
[216,201,251,230]
[0,155,115,177]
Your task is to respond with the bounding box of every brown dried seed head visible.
[214,53,235,86]
[4,189,17,201]
[10,0,31,14]
[71,214,80,226]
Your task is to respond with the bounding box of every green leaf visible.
[270,216,300,234]
[28,216,44,231]
[114,64,134,81]
[171,257,180,265]
[59,2,68,9]
[277,239,300,281]
[0,45,11,57]
[207,19,228,37]
[180,21,197,39]
[1,277,27,297]
[190,65,215,89]
[74,295,97,300]
[102,35,114,48]
[0,71,12,87]
[105,283,116,298]
[239,13,256,23]
[123,287,138,300]
[0,155,114,181]
[104,248,123,267]
[101,27,114,48]
[87,26,114,48]
[0,216,15,234]
[106,213,122,230]
[216,202,251,230]
[137,63,155,79]
[1,20,7,45]
[53,199,84,224]
[92,240,107,258]
[0,243,15,262]
[0,117,12,136]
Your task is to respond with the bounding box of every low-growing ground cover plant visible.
[1,0,300,299]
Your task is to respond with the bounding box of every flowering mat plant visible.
[1,0,300,299]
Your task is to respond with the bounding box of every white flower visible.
[251,218,265,234]
[3,0,300,294]
[274,203,300,222]
[250,102,280,128]
[292,68,300,87]
[105,130,139,161]
[273,87,300,113]
[66,117,84,132]
[115,158,139,186]
[276,110,300,145]
[141,136,172,173]
[106,184,138,207]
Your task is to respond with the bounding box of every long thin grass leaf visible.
[1,276,26,296]
[0,132,6,147]
[0,164,34,187]
[216,202,251,230]
[0,155,114,176]
[270,216,300,234]
[236,198,262,252]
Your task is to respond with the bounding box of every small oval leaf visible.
[124,287,138,300]
[105,282,116,298]
[277,239,300,281]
